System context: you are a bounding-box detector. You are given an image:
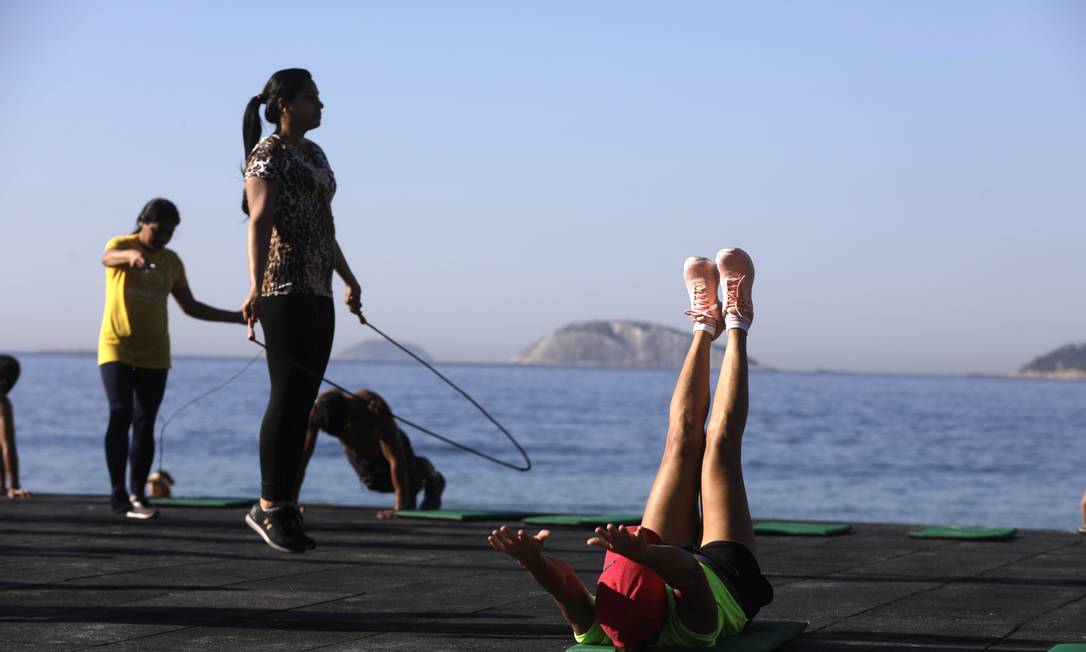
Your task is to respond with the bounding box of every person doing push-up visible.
[488,248,773,650]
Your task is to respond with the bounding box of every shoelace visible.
[724,274,749,318]
[684,283,720,323]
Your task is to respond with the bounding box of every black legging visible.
[258,294,335,502]
[100,362,168,496]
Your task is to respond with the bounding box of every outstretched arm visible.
[172,286,246,324]
[489,526,596,635]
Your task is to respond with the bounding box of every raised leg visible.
[699,329,757,556]
[640,330,712,547]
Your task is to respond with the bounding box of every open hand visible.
[488,525,550,566]
[587,524,649,562]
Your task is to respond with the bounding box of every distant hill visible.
[1017,343,1086,380]
[511,320,765,369]
[337,339,433,363]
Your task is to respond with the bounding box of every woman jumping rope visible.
[489,248,773,649]
[240,68,365,553]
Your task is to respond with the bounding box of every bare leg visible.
[640,330,712,547]
[699,329,757,557]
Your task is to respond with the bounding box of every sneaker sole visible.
[716,248,755,279]
[244,513,304,553]
[126,510,158,520]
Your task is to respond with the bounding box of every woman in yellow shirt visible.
[99,198,244,519]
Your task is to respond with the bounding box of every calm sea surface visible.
[9,353,1086,530]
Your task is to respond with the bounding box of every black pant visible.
[258,294,335,502]
[100,362,168,496]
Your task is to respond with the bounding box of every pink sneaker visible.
[683,257,723,338]
[715,248,755,332]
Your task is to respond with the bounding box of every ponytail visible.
[241,94,264,215]
[240,68,313,215]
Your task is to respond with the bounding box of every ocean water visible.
[8,353,1086,530]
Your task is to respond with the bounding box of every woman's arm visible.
[171,286,245,323]
[489,526,597,634]
[242,177,278,337]
[102,248,145,268]
[333,240,365,323]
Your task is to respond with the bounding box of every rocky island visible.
[511,320,764,369]
[1016,342,1086,380]
[337,339,434,363]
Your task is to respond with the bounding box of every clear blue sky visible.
[1,1,1083,373]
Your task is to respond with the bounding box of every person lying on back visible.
[296,389,445,518]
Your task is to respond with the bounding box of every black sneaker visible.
[110,489,133,514]
[290,507,317,551]
[244,503,307,553]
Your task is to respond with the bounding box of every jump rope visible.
[155,321,532,474]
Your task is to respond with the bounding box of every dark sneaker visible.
[244,503,307,553]
[420,472,446,510]
[127,496,158,520]
[110,489,133,514]
[289,507,317,550]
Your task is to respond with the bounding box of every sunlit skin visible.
[0,392,29,498]
[240,78,365,511]
[488,328,756,644]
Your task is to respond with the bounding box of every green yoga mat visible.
[152,497,253,508]
[523,514,642,527]
[754,521,852,537]
[1048,645,1086,652]
[566,619,807,651]
[394,509,537,522]
[907,526,1016,541]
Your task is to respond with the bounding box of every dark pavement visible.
[0,495,1083,651]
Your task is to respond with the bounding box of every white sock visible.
[693,322,717,337]
[724,315,750,333]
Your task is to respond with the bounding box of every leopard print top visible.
[245,134,337,297]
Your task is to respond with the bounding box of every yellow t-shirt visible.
[97,234,188,369]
